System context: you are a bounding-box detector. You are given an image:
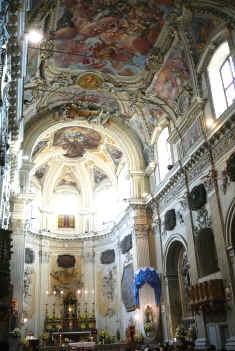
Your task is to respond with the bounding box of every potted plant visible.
[12,328,21,338]
[175,325,186,342]
[40,332,50,346]
[134,333,144,344]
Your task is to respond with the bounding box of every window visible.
[94,185,117,228]
[156,127,172,182]
[208,41,235,118]
[58,215,75,228]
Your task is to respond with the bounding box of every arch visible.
[225,198,235,248]
[23,113,145,173]
[164,236,187,277]
[164,237,190,338]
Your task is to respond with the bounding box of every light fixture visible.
[77,289,81,294]
[23,317,28,324]
[60,290,64,295]
[84,289,88,295]
[206,118,214,128]
[46,290,49,295]
[25,30,43,44]
[134,312,140,321]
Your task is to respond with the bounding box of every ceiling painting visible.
[56,171,78,189]
[93,166,108,186]
[53,126,102,158]
[32,139,49,159]
[77,73,103,90]
[143,105,164,140]
[106,144,123,168]
[149,44,191,105]
[34,163,49,183]
[191,16,222,59]
[50,0,173,76]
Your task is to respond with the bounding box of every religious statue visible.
[144,305,154,336]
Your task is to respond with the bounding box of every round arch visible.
[225,198,235,248]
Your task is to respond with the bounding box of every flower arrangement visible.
[88,322,94,329]
[134,333,144,344]
[55,314,61,320]
[47,314,53,320]
[45,324,53,331]
[175,326,186,340]
[98,330,109,344]
[144,321,153,334]
[64,338,70,343]
[12,328,21,338]
[40,333,50,341]
[80,314,86,320]
[80,323,86,329]
[56,324,62,331]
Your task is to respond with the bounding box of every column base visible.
[226,336,235,350]
[195,338,209,350]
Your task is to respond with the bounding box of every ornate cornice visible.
[150,113,235,212]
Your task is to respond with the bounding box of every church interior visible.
[0,0,235,350]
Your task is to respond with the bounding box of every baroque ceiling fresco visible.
[25,0,231,206]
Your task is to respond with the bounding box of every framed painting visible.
[121,263,136,312]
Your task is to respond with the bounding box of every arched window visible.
[208,41,235,118]
[156,127,172,182]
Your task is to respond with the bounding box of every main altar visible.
[44,293,97,345]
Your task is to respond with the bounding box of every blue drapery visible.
[133,267,161,307]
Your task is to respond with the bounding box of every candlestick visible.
[53,303,56,319]
[84,302,88,316]
[45,304,48,319]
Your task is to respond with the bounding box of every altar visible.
[51,331,91,344]
[44,293,97,345]
[69,341,95,350]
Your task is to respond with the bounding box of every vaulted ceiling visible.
[23,0,234,220]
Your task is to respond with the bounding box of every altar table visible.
[69,342,95,350]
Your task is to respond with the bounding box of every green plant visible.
[134,333,144,344]
[144,321,153,333]
[12,328,21,338]
[175,326,186,339]
[56,324,62,331]
[45,324,53,331]
[40,333,50,341]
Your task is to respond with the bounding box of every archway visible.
[165,239,191,338]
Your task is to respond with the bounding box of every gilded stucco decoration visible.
[50,255,83,295]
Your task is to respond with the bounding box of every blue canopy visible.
[133,267,161,307]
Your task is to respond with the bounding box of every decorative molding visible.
[150,114,235,213]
